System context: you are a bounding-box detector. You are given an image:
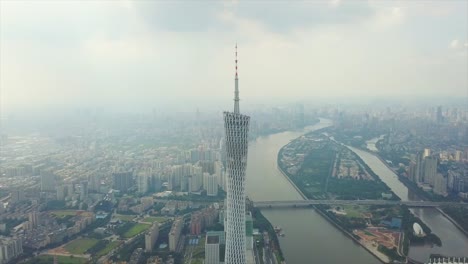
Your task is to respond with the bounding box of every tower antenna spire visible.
[234,43,240,114]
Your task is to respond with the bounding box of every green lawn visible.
[26,255,88,264]
[65,238,99,254]
[123,223,151,238]
[96,241,120,257]
[364,230,376,237]
[342,205,367,218]
[142,216,168,223]
[115,214,136,222]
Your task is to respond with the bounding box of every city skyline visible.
[0,1,467,264]
[1,1,467,112]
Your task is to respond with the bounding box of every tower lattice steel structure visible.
[224,44,250,264]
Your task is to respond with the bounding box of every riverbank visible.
[314,206,388,263]
[247,118,389,263]
[359,146,422,199]
[436,207,468,237]
[276,164,308,200]
[252,208,285,264]
[276,133,459,263]
[357,146,468,237]
[275,138,389,263]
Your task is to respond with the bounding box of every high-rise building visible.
[190,213,203,235]
[112,172,133,193]
[414,152,424,184]
[223,45,250,264]
[434,173,447,196]
[189,166,203,193]
[204,173,218,196]
[88,174,101,192]
[0,236,23,263]
[408,161,417,182]
[214,161,226,191]
[245,212,253,250]
[40,170,56,192]
[56,185,67,200]
[205,235,220,264]
[137,172,150,194]
[448,171,465,193]
[423,156,438,185]
[28,211,39,229]
[169,164,193,191]
[152,174,162,192]
[66,184,75,199]
[423,148,431,159]
[80,181,88,200]
[145,223,159,252]
[10,189,25,204]
[169,218,183,252]
[436,106,443,123]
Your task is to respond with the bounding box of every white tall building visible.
[28,211,39,229]
[214,161,226,192]
[424,156,438,185]
[434,173,448,196]
[88,174,101,192]
[223,45,250,264]
[189,166,203,193]
[80,181,88,200]
[170,164,193,191]
[40,170,56,192]
[423,148,432,158]
[145,223,159,252]
[205,234,220,264]
[204,173,218,196]
[0,236,23,264]
[137,172,150,194]
[169,218,183,252]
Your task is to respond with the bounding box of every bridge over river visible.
[253,199,468,209]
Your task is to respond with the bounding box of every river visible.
[349,143,468,262]
[366,135,384,152]
[246,119,380,264]
[245,120,468,264]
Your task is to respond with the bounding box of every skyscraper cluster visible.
[408,149,448,196]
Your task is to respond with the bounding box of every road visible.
[253,199,468,209]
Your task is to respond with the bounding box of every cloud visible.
[234,1,373,32]
[130,1,373,33]
[450,39,460,48]
[366,5,406,31]
[0,1,467,112]
[132,2,226,32]
[329,0,341,8]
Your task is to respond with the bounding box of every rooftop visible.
[206,235,219,244]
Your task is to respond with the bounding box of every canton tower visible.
[224,44,250,264]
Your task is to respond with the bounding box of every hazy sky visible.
[1,0,467,112]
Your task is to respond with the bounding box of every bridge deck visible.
[253,200,468,208]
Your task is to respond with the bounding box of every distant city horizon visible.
[0,1,467,264]
[1,95,467,116]
[1,1,467,111]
